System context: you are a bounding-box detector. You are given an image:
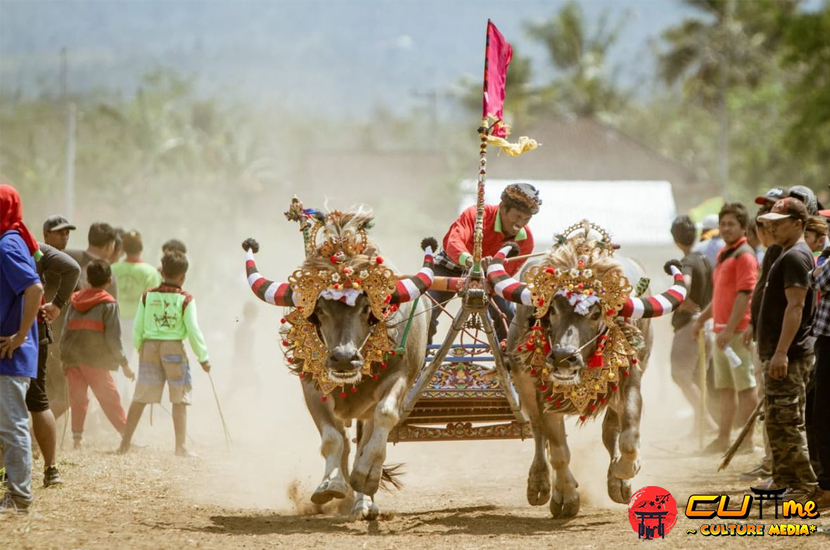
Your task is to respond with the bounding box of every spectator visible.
[42,215,76,251]
[742,201,781,480]
[111,230,162,405]
[31,241,80,486]
[162,239,187,256]
[119,252,210,457]
[429,183,540,344]
[694,214,725,267]
[40,217,79,425]
[60,260,134,449]
[66,222,119,298]
[669,215,716,434]
[747,218,765,265]
[0,184,44,513]
[789,185,822,216]
[804,216,828,254]
[810,224,830,509]
[694,203,759,454]
[757,198,817,503]
[108,227,126,265]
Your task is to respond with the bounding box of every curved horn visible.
[619,261,686,319]
[485,244,534,306]
[242,238,295,307]
[389,238,437,304]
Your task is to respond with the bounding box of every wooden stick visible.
[698,329,707,451]
[719,399,764,471]
[504,251,549,263]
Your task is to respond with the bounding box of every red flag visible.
[482,20,513,138]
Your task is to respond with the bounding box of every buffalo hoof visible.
[311,477,348,505]
[527,472,551,506]
[350,461,382,496]
[351,493,379,521]
[549,488,580,519]
[609,457,640,480]
[607,475,632,504]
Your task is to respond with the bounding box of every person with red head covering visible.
[0,184,44,513]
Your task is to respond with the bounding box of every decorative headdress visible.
[486,221,686,418]
[242,210,435,399]
[500,183,542,215]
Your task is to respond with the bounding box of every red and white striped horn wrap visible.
[485,245,534,306]
[389,246,436,304]
[245,248,295,307]
[619,264,686,319]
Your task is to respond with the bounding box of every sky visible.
[0,0,701,115]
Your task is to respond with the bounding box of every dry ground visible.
[3,318,829,549]
[3,408,830,549]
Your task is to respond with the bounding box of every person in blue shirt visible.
[0,184,44,514]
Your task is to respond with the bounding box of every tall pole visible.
[65,103,76,220]
[718,0,733,200]
[62,48,76,220]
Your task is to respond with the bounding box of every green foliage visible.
[782,2,830,188]
[525,0,629,116]
[627,0,828,205]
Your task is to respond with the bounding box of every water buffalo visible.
[241,217,434,520]
[486,224,686,518]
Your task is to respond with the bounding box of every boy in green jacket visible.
[118,252,211,457]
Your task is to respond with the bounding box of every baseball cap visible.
[787,185,822,215]
[43,215,76,233]
[754,187,788,206]
[701,214,719,231]
[757,198,809,224]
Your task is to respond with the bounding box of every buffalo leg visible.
[350,375,407,514]
[302,381,350,505]
[543,412,580,518]
[527,419,551,506]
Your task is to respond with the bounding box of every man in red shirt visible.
[429,183,540,344]
[694,202,759,454]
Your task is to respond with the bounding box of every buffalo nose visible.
[327,346,362,369]
[549,345,584,367]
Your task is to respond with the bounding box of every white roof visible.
[459,179,677,246]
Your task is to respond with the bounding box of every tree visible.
[525,0,629,117]
[782,2,830,188]
[656,0,802,197]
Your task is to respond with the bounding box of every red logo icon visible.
[628,486,678,539]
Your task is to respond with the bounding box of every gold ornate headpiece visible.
[244,207,436,400]
[524,222,632,323]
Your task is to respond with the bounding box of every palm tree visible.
[657,0,800,195]
[525,0,628,117]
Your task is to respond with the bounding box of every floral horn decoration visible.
[388,237,437,304]
[486,243,534,306]
[618,259,686,319]
[242,238,296,307]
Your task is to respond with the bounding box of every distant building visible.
[484,117,715,214]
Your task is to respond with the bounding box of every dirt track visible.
[5,414,830,549]
[4,319,830,549]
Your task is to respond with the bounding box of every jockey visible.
[429,182,541,344]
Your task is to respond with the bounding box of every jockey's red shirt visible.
[441,204,534,277]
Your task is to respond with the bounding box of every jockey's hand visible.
[201,361,211,373]
[481,256,494,271]
[464,256,474,268]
